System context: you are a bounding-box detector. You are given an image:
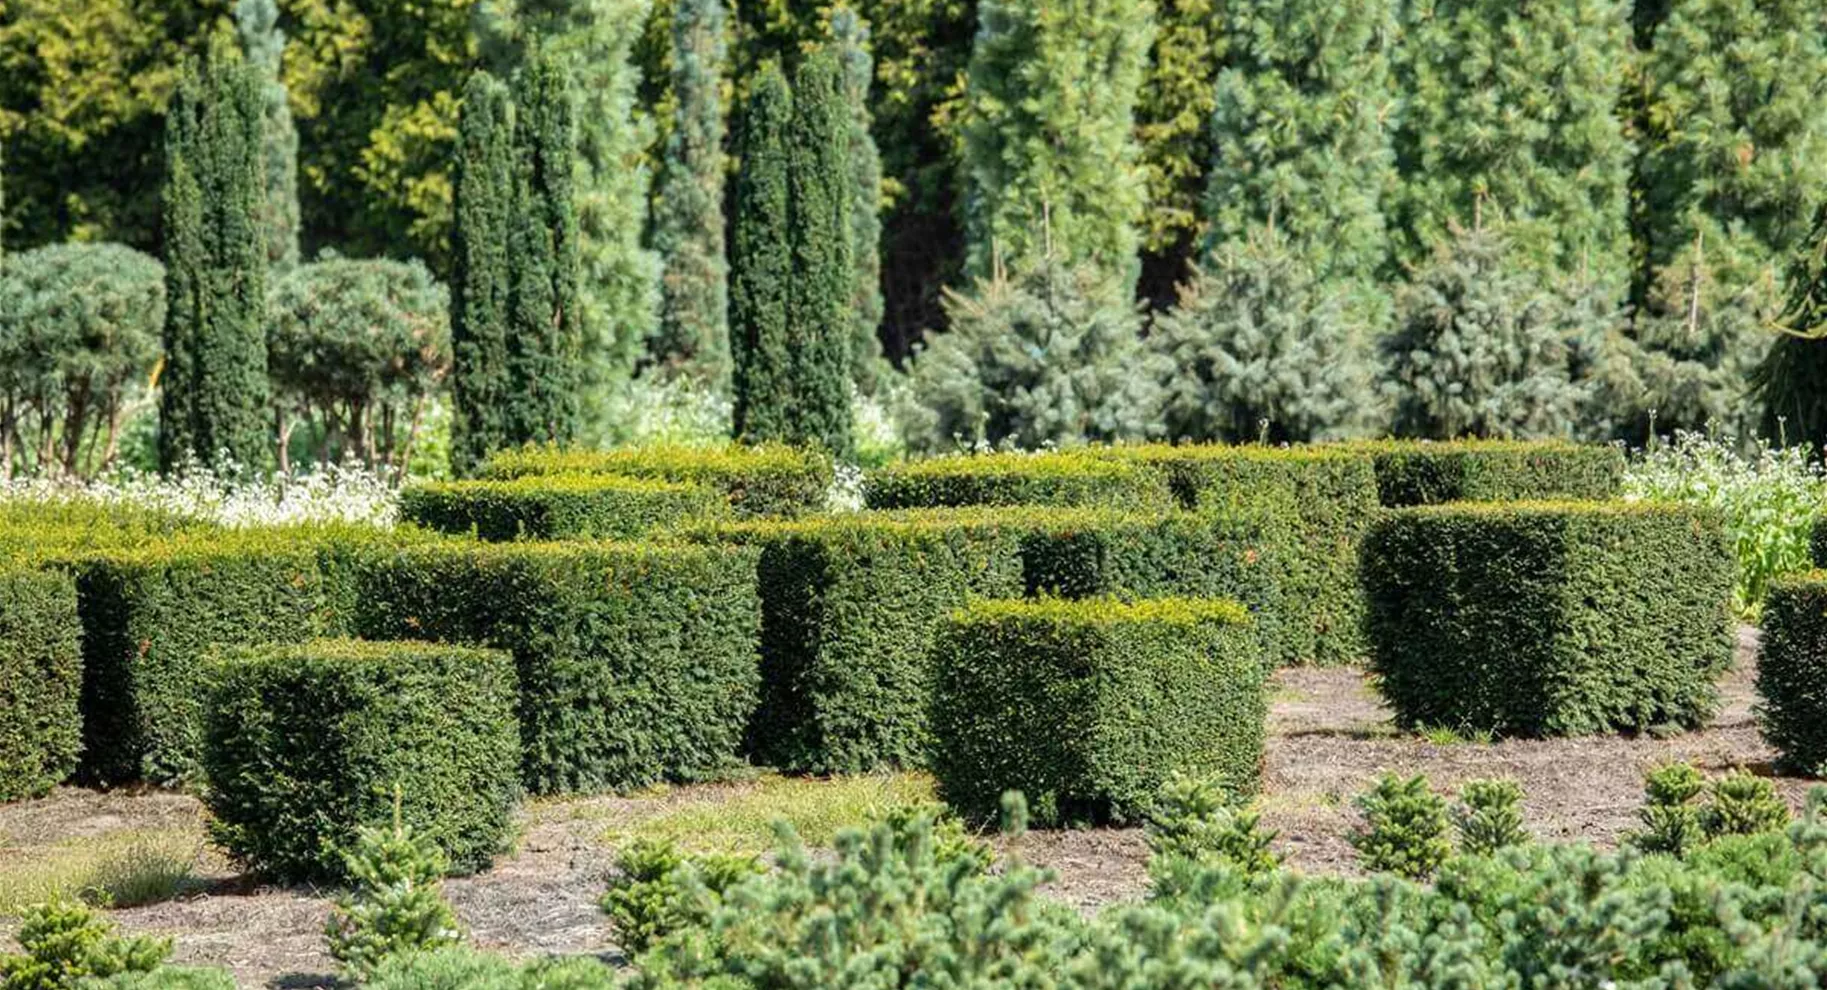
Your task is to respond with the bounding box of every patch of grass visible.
[0,828,203,914]
[599,772,943,855]
[1417,726,1495,746]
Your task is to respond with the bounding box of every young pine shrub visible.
[1629,762,1707,856]
[1144,772,1280,878]
[1701,771,1790,841]
[1454,779,1528,856]
[599,838,761,954]
[1350,774,1451,880]
[324,816,463,983]
[0,901,171,990]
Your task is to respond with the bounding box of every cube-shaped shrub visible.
[202,639,521,882]
[1756,574,1827,774]
[930,598,1265,826]
[70,525,393,785]
[1361,502,1735,736]
[399,474,724,541]
[479,443,833,517]
[354,541,761,794]
[0,566,82,802]
[685,515,1025,773]
[1341,439,1625,507]
[862,451,1174,511]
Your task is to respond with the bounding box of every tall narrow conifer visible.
[449,71,516,475]
[730,63,795,445]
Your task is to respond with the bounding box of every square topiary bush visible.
[1755,573,1827,775]
[398,474,725,541]
[0,566,82,802]
[930,597,1265,826]
[861,451,1175,510]
[1339,439,1626,507]
[353,540,761,794]
[202,639,521,883]
[1361,501,1735,736]
[479,443,833,517]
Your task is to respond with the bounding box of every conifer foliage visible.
[830,7,886,392]
[233,0,300,273]
[783,52,857,459]
[449,72,516,476]
[1753,205,1827,449]
[730,63,795,446]
[158,39,271,473]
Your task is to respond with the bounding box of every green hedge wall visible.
[930,597,1265,826]
[0,567,82,802]
[1810,518,1827,570]
[353,540,761,794]
[862,451,1175,510]
[69,526,392,785]
[1339,439,1626,507]
[399,474,725,541]
[1756,573,1827,775]
[479,443,834,517]
[1361,502,1735,736]
[686,515,1025,773]
[201,639,521,882]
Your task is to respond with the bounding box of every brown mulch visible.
[1,626,1811,986]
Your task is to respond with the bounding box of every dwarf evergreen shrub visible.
[1759,572,1827,774]
[931,598,1264,826]
[0,901,170,990]
[1351,773,1451,880]
[1343,439,1626,507]
[0,567,80,802]
[398,475,724,541]
[480,443,832,517]
[354,540,760,794]
[863,451,1174,510]
[1455,778,1528,856]
[1362,501,1735,735]
[201,639,520,882]
[325,816,465,980]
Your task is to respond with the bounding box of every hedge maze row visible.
[1,437,1773,879]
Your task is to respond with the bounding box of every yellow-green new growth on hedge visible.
[399,474,726,541]
[862,450,1174,510]
[479,442,834,517]
[1333,439,1625,507]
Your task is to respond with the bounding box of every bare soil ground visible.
[2,627,1811,986]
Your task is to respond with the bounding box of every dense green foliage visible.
[400,474,724,541]
[480,443,834,517]
[448,71,517,476]
[324,817,466,980]
[1350,773,1451,880]
[158,40,270,472]
[0,567,80,802]
[931,597,1264,826]
[1454,779,1529,856]
[782,52,857,458]
[600,838,761,953]
[0,243,164,478]
[729,63,795,447]
[1349,439,1627,506]
[0,901,169,990]
[233,0,299,273]
[202,639,521,882]
[1757,573,1827,775]
[1362,501,1736,734]
[1755,206,1827,448]
[354,540,760,794]
[863,450,1174,510]
[830,8,886,392]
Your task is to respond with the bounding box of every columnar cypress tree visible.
[1135,0,1225,296]
[958,0,1156,297]
[785,52,856,458]
[1393,0,1633,285]
[830,7,886,392]
[448,71,516,476]
[234,0,300,272]
[505,50,583,447]
[158,39,270,473]
[649,0,732,388]
[730,62,795,445]
[1753,206,1827,449]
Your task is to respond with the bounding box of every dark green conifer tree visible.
[649,0,732,389]
[505,49,583,447]
[730,62,795,445]
[1753,205,1827,449]
[830,7,885,392]
[234,0,299,272]
[449,71,516,476]
[158,39,270,473]
[785,51,856,458]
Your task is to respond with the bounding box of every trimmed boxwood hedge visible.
[862,451,1174,510]
[68,525,394,785]
[1811,518,1827,569]
[0,566,82,802]
[1361,501,1735,736]
[479,443,833,517]
[353,540,761,794]
[201,639,521,882]
[1338,439,1626,507]
[1756,573,1827,775]
[930,597,1264,826]
[399,474,725,541]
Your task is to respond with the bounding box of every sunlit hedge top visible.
[1328,439,1625,507]
[863,450,1173,509]
[478,443,833,516]
[952,596,1251,629]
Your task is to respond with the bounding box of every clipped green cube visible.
[1757,573,1827,774]
[399,474,725,540]
[0,566,82,802]
[1340,439,1625,507]
[479,443,834,517]
[931,598,1265,826]
[862,451,1174,510]
[202,639,522,882]
[1362,501,1734,736]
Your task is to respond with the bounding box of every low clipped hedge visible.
[862,451,1174,511]
[479,443,833,517]
[1361,501,1735,736]
[353,540,761,794]
[930,597,1265,826]
[201,639,521,882]
[1756,573,1827,775]
[68,526,393,785]
[1339,439,1626,507]
[0,567,82,802]
[399,474,725,541]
